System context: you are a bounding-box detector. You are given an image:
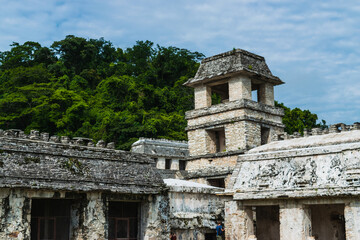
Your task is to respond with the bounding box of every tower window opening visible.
[31,199,71,240]
[165,159,172,169]
[210,83,229,105]
[208,178,225,188]
[261,127,270,145]
[252,83,260,102]
[179,160,186,170]
[207,128,226,153]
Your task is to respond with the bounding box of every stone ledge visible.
[184,166,234,179]
[185,116,284,131]
[237,143,360,162]
[0,178,165,194]
[0,137,152,163]
[232,186,360,200]
[183,49,284,87]
[186,149,245,160]
[185,99,284,120]
[132,137,188,148]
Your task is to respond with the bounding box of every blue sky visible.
[0,0,359,124]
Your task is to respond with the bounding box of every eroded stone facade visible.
[2,48,360,240]
[0,130,170,240]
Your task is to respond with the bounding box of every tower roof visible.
[184,49,284,87]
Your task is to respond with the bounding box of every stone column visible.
[143,194,170,240]
[228,76,252,101]
[1,189,31,240]
[157,157,166,169]
[80,192,106,240]
[187,129,208,157]
[279,201,311,240]
[344,200,360,240]
[171,159,179,170]
[194,85,211,109]
[224,201,254,240]
[258,83,274,106]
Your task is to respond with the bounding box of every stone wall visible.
[224,198,360,240]
[131,138,188,159]
[0,188,170,240]
[229,130,360,200]
[186,99,284,157]
[0,130,170,239]
[0,130,165,194]
[183,49,283,87]
[164,179,231,240]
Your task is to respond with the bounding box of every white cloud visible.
[0,0,359,124]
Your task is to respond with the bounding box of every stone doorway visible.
[255,206,280,240]
[309,204,346,240]
[108,201,140,240]
[31,199,71,240]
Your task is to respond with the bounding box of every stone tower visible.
[183,49,285,186]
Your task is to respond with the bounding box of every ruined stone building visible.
[1,49,359,240]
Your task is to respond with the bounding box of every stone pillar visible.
[188,129,208,157]
[228,76,252,101]
[157,157,166,169]
[171,159,179,170]
[194,85,211,109]
[344,200,360,240]
[81,192,106,240]
[1,189,31,240]
[279,201,311,240]
[143,194,170,240]
[225,201,254,240]
[258,83,274,106]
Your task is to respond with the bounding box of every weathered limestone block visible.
[194,85,211,109]
[279,201,311,240]
[96,140,106,148]
[258,82,274,106]
[170,159,179,170]
[225,201,253,240]
[176,229,205,240]
[188,129,208,156]
[131,138,189,159]
[0,189,31,240]
[185,155,237,174]
[80,192,106,240]
[344,200,360,240]
[143,194,170,240]
[229,76,251,101]
[156,157,166,169]
[225,121,247,151]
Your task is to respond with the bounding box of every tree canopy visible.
[0,36,325,149]
[0,36,203,149]
[275,101,327,135]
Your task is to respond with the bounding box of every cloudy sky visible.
[1,0,359,124]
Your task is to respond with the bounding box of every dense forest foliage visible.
[0,36,325,150]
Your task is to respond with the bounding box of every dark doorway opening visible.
[310,204,346,240]
[255,206,280,240]
[165,159,172,169]
[207,128,226,153]
[261,127,270,145]
[31,199,71,240]
[179,160,186,170]
[108,201,139,240]
[205,232,217,240]
[208,178,225,188]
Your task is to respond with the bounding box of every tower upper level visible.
[184,49,284,108]
[184,49,285,158]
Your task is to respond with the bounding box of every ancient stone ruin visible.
[1,49,359,240]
